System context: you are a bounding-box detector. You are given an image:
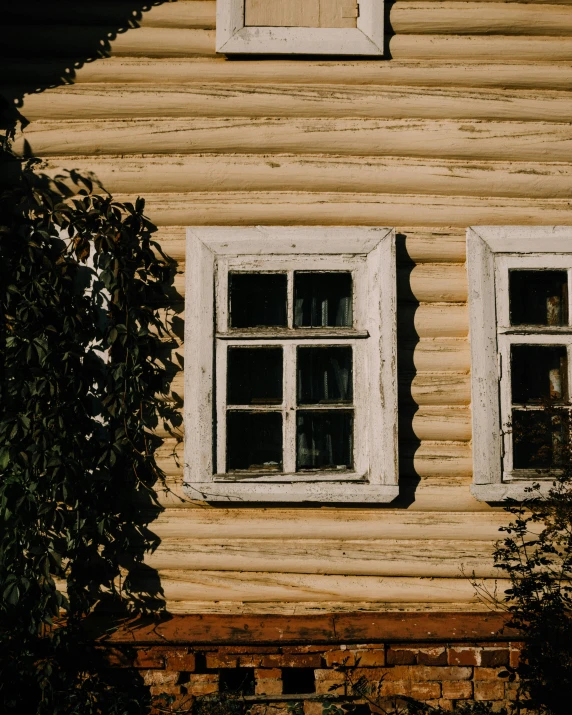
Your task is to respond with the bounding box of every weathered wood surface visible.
[145,539,496,577]
[120,193,572,228]
[157,572,507,603]
[21,85,572,123]
[39,156,572,199]
[151,510,509,540]
[64,58,572,90]
[17,118,572,161]
[14,0,568,611]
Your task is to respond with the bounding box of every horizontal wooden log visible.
[409,406,472,441]
[0,27,216,58]
[392,2,572,36]
[391,34,572,61]
[152,508,509,541]
[3,2,215,28]
[403,264,467,303]
[152,227,468,264]
[6,29,571,62]
[20,84,572,124]
[65,58,572,91]
[407,374,471,406]
[157,571,507,603]
[99,611,518,643]
[128,193,572,227]
[400,340,470,372]
[19,118,572,161]
[38,155,572,200]
[145,538,496,577]
[11,1,572,33]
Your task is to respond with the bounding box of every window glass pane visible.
[230,273,287,328]
[509,270,568,326]
[227,412,282,471]
[296,411,353,470]
[297,347,352,404]
[294,272,353,327]
[511,345,568,404]
[227,348,283,405]
[513,409,568,469]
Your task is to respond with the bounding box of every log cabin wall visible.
[7,0,572,615]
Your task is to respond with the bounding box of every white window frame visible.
[184,226,398,503]
[467,226,572,501]
[216,0,384,56]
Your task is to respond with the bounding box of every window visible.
[184,227,398,502]
[467,227,572,500]
[216,0,384,56]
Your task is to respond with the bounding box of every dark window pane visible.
[227,348,283,405]
[513,409,568,469]
[296,411,353,470]
[297,347,353,404]
[227,412,282,471]
[294,272,352,327]
[230,273,287,328]
[510,270,568,326]
[511,345,568,404]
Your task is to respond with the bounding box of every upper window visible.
[467,227,572,501]
[216,0,384,55]
[184,227,397,503]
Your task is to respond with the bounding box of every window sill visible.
[184,482,400,503]
[471,481,556,502]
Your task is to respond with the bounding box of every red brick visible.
[510,648,522,669]
[260,654,322,668]
[387,648,417,665]
[164,649,196,671]
[216,646,279,654]
[323,650,357,667]
[417,648,447,666]
[238,656,264,667]
[435,700,454,711]
[380,680,411,697]
[304,702,323,715]
[448,647,480,666]
[352,649,385,667]
[255,668,281,679]
[188,674,219,696]
[282,645,329,653]
[206,653,239,668]
[143,671,179,687]
[255,679,283,695]
[410,682,441,700]
[442,681,473,700]
[149,684,181,697]
[315,669,345,682]
[474,667,509,681]
[134,647,168,669]
[474,680,506,701]
[480,649,509,667]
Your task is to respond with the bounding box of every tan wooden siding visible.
[12,0,569,612]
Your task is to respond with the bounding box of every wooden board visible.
[245,0,357,28]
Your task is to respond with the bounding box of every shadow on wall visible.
[394,233,421,508]
[0,0,181,628]
[0,0,172,146]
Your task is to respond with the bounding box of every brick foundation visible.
[95,613,523,713]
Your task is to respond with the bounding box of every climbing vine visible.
[0,160,177,713]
